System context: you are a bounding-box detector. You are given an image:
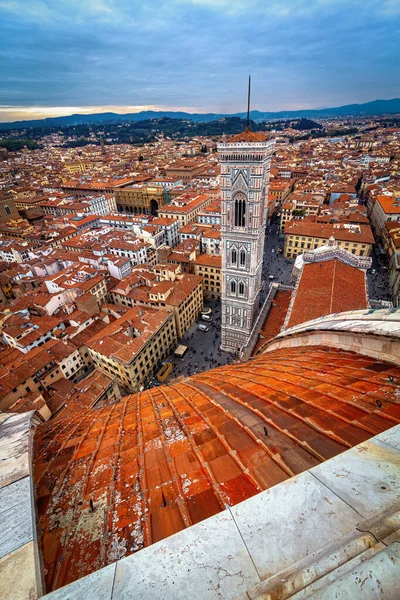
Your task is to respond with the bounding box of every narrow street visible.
[367,245,392,302]
[260,216,294,303]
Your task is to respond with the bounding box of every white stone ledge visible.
[0,412,43,600]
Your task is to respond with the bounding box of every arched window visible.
[240,250,246,266]
[230,281,236,294]
[239,282,245,296]
[231,249,237,264]
[234,194,246,227]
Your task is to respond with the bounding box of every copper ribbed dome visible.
[34,345,400,592]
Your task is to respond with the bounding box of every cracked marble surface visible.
[304,543,400,599]
[0,476,35,559]
[376,427,400,450]
[112,510,260,600]
[0,542,43,600]
[310,438,400,520]
[0,412,33,489]
[230,471,361,581]
[44,563,116,600]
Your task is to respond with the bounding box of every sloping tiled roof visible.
[284,220,375,244]
[33,345,400,593]
[253,290,292,354]
[377,195,400,214]
[194,253,222,268]
[286,260,368,329]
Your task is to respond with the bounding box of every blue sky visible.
[0,0,399,121]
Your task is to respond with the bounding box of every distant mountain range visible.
[1,98,400,131]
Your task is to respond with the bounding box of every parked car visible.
[201,314,212,322]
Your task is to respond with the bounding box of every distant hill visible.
[1,98,400,130]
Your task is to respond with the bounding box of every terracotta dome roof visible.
[228,127,266,143]
[33,345,400,592]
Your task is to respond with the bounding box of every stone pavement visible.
[145,298,235,389]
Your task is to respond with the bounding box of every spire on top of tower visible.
[228,75,265,143]
[246,73,251,130]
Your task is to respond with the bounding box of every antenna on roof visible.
[246,73,251,130]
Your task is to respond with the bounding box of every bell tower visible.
[218,77,274,353]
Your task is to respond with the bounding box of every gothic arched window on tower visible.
[240,249,246,267]
[231,249,237,264]
[234,194,246,227]
[238,282,245,296]
[230,280,236,295]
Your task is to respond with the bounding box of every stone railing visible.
[217,139,275,152]
[301,247,372,271]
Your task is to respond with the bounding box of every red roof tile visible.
[254,290,292,354]
[286,260,368,329]
[229,128,266,143]
[34,345,400,592]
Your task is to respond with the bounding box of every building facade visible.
[86,307,177,392]
[283,222,374,259]
[0,194,20,223]
[165,161,206,183]
[370,195,400,236]
[115,185,166,215]
[218,130,274,352]
[194,254,222,299]
[109,272,203,339]
[158,193,213,228]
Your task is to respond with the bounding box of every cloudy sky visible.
[0,0,399,122]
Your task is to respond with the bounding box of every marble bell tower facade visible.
[218,117,274,353]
